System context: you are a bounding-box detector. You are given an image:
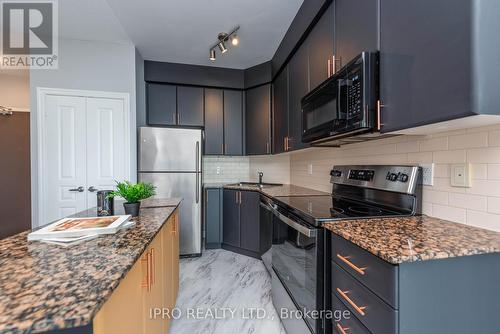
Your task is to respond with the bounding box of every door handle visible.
[88,186,98,192]
[195,141,200,204]
[69,186,84,192]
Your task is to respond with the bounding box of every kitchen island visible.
[0,199,181,334]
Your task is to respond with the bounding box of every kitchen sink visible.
[229,182,283,188]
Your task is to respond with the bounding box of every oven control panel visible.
[348,169,375,181]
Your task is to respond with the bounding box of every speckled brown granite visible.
[223,184,329,197]
[140,197,183,208]
[323,215,500,264]
[0,201,180,334]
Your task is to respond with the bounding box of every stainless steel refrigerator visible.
[139,127,202,256]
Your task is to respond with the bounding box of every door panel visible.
[205,188,221,247]
[147,83,177,126]
[204,89,224,155]
[86,98,127,209]
[139,127,202,172]
[240,191,260,253]
[223,189,240,247]
[223,90,243,156]
[43,95,87,223]
[288,46,309,151]
[139,172,201,256]
[177,86,204,126]
[245,84,271,155]
[308,2,334,90]
[273,67,289,154]
[335,0,379,69]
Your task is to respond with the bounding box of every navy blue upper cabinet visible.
[223,90,244,156]
[307,2,334,90]
[245,84,272,155]
[177,86,204,127]
[147,83,177,126]
[379,0,500,133]
[204,88,224,155]
[288,45,309,151]
[273,67,289,154]
[335,0,379,69]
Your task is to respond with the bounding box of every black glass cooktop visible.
[273,195,403,225]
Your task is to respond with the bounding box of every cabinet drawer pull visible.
[337,254,366,275]
[141,252,151,292]
[150,248,155,286]
[337,288,366,316]
[336,323,349,334]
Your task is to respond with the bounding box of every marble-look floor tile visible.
[170,249,286,334]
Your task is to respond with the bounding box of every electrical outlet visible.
[216,166,221,175]
[420,163,434,186]
[308,164,313,175]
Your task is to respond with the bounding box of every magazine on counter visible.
[28,215,131,241]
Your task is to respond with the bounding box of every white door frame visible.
[36,87,131,226]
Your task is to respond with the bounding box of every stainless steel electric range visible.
[261,165,422,334]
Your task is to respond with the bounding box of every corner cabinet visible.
[245,84,272,155]
[93,209,180,334]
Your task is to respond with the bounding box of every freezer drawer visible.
[139,172,201,256]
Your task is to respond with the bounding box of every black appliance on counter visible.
[260,165,422,334]
[301,52,379,147]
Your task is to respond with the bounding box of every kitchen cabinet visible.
[288,46,309,151]
[204,187,223,249]
[239,191,260,253]
[334,0,379,72]
[223,90,244,155]
[94,209,180,334]
[204,88,224,155]
[272,67,289,154]
[307,2,334,90]
[147,83,177,126]
[177,86,204,127]
[245,84,271,155]
[223,189,240,247]
[222,189,263,258]
[379,0,472,133]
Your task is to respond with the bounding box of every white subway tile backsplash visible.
[289,124,500,232]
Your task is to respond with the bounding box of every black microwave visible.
[301,52,379,145]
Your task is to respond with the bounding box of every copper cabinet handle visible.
[336,323,349,334]
[171,215,177,235]
[141,252,151,292]
[150,248,155,286]
[337,254,366,275]
[377,100,386,130]
[336,288,366,316]
[235,191,238,204]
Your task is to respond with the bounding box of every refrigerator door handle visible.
[195,141,200,204]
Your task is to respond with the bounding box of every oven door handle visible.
[268,204,317,238]
[259,201,274,213]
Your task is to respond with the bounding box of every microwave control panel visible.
[347,74,362,119]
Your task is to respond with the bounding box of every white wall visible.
[29,38,137,227]
[289,124,500,232]
[0,70,30,109]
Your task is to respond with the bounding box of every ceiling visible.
[104,0,304,69]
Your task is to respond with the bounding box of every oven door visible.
[269,203,323,333]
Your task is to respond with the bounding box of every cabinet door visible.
[223,90,244,155]
[239,191,260,253]
[177,86,204,126]
[142,233,166,334]
[223,189,240,247]
[288,46,309,151]
[335,0,379,68]
[205,188,222,248]
[379,0,471,133]
[172,211,180,299]
[204,88,224,155]
[273,67,289,154]
[93,259,144,334]
[245,84,271,155]
[162,216,173,330]
[147,83,177,126]
[308,2,334,90]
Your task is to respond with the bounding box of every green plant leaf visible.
[107,181,156,203]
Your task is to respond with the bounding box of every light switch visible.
[451,163,471,187]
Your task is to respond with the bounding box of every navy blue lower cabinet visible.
[328,232,500,334]
[204,187,223,249]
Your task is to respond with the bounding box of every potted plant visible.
[108,181,156,217]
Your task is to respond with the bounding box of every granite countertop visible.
[223,183,329,197]
[141,197,183,208]
[323,215,500,265]
[0,199,181,334]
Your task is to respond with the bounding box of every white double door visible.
[41,94,128,223]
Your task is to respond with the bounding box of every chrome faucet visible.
[258,172,264,184]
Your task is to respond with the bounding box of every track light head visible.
[218,41,228,54]
[210,49,216,61]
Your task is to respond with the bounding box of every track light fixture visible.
[209,26,239,62]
